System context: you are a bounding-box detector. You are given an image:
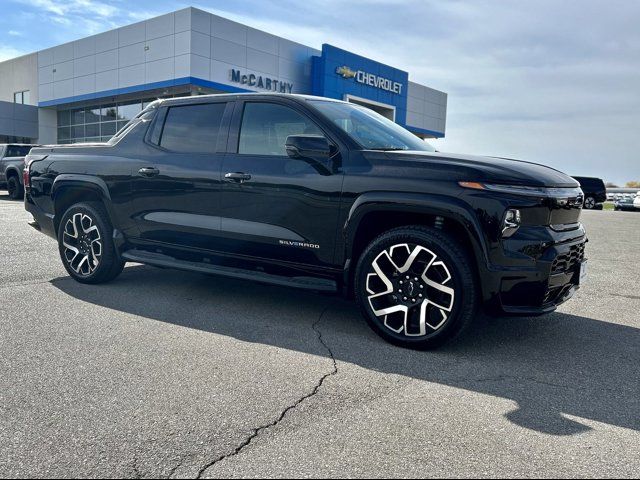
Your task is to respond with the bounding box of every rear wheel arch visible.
[52,181,115,235]
[5,167,21,182]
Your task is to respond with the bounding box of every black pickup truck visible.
[24,94,587,349]
[1,144,37,199]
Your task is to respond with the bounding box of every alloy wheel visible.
[62,213,102,276]
[365,243,455,337]
[584,197,596,209]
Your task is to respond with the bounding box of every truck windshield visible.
[309,100,436,152]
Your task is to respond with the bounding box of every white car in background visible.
[634,192,640,210]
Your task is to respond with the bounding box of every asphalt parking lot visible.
[0,192,638,478]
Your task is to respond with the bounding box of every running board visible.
[121,249,337,292]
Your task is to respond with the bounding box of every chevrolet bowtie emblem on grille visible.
[336,65,357,79]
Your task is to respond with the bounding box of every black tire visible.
[7,175,23,200]
[355,225,478,350]
[57,202,125,284]
[583,196,596,209]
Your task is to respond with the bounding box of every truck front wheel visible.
[7,175,23,200]
[57,202,125,284]
[355,225,478,350]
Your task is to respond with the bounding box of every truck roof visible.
[154,93,345,108]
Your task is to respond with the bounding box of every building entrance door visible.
[344,94,396,121]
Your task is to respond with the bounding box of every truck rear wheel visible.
[57,202,125,284]
[355,225,478,350]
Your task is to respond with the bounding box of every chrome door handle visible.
[224,172,252,183]
[138,167,159,177]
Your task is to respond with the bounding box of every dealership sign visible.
[230,69,293,93]
[336,66,403,95]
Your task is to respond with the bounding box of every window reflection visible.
[117,102,142,122]
[102,105,117,122]
[56,100,144,143]
[55,95,175,144]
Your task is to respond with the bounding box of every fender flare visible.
[4,166,22,184]
[51,174,118,229]
[343,191,491,270]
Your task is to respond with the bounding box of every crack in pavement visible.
[608,293,640,301]
[130,451,142,479]
[166,456,184,479]
[193,306,338,479]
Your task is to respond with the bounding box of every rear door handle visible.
[224,172,252,183]
[138,167,160,177]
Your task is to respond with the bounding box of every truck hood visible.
[373,150,579,188]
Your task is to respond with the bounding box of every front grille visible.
[551,242,586,274]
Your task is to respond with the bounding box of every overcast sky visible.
[1,0,638,185]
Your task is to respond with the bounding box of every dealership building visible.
[0,7,447,145]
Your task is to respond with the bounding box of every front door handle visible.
[138,167,160,177]
[224,172,252,183]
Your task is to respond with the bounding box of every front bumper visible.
[484,225,587,316]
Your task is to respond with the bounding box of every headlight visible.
[459,181,582,199]
[502,209,521,238]
[459,182,585,212]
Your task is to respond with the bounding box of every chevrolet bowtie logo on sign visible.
[336,66,357,79]
[335,65,403,94]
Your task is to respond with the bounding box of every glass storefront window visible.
[118,101,142,122]
[57,110,70,126]
[86,107,101,124]
[102,105,117,122]
[71,108,85,125]
[85,123,100,137]
[71,125,85,139]
[57,126,70,141]
[56,97,163,144]
[100,121,117,136]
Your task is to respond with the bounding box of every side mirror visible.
[285,135,331,161]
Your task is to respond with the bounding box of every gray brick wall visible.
[36,7,320,103]
[406,81,447,135]
[0,101,38,139]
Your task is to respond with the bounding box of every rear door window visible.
[160,103,227,153]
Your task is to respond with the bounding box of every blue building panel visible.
[311,44,410,126]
